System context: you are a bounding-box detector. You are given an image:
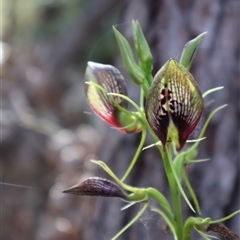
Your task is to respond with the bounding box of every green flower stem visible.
[142,79,150,97]
[161,145,183,240]
[139,86,145,110]
[140,117,184,239]
[121,126,147,181]
[111,201,149,240]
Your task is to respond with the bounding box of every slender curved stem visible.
[209,210,240,224]
[146,188,175,224]
[183,168,201,215]
[202,86,224,98]
[111,201,149,240]
[161,146,183,240]
[121,127,147,182]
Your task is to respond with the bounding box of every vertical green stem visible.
[158,145,183,240]
[143,119,184,239]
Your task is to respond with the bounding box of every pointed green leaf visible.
[183,169,201,214]
[168,154,196,212]
[179,32,207,70]
[113,26,146,85]
[132,20,153,82]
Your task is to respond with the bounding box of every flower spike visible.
[145,59,203,151]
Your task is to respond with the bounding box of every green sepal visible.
[182,168,202,215]
[179,32,207,70]
[202,86,224,98]
[132,20,153,84]
[208,210,240,224]
[183,217,211,240]
[113,26,146,86]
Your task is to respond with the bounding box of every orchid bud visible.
[85,62,142,133]
[145,59,203,151]
[63,177,127,200]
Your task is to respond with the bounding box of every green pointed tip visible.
[113,24,145,85]
[132,19,153,82]
[180,32,207,70]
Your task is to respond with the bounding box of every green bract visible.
[132,20,153,85]
[179,32,207,70]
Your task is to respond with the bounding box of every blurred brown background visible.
[1,0,239,240]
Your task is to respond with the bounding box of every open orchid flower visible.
[145,59,203,151]
[85,62,142,133]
